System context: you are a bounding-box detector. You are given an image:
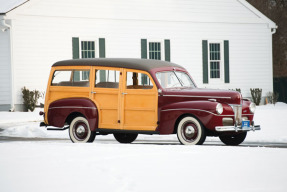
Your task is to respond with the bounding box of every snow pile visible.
[247,102,287,142]
[0,108,43,124]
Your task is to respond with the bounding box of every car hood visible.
[161,88,242,105]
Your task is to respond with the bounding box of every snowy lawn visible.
[0,103,287,192]
[1,143,287,192]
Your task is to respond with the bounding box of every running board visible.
[47,126,69,131]
[40,122,69,131]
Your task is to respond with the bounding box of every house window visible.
[209,43,221,79]
[81,41,95,58]
[149,42,161,60]
[80,41,95,80]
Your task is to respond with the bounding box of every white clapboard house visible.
[0,0,277,111]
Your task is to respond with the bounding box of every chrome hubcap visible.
[76,125,86,137]
[185,125,195,137]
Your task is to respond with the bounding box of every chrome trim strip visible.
[49,106,97,110]
[162,95,231,99]
[161,108,234,117]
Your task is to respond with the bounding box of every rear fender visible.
[47,98,98,131]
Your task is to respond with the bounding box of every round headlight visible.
[249,102,256,113]
[216,103,223,115]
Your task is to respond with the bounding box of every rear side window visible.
[126,72,153,89]
[51,70,90,87]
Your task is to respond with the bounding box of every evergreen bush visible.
[22,87,41,112]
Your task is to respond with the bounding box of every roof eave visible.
[238,0,277,29]
[0,0,29,16]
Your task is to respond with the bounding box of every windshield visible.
[156,71,196,88]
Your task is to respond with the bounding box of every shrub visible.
[266,92,279,105]
[22,87,41,112]
[250,88,262,106]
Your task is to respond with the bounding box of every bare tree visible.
[247,0,287,78]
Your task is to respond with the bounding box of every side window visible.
[51,70,90,87]
[95,69,120,88]
[126,72,153,89]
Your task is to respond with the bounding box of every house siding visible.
[0,31,11,110]
[1,0,275,110]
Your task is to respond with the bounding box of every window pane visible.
[209,43,221,79]
[149,42,161,60]
[95,69,119,88]
[126,72,153,89]
[51,70,90,87]
[81,41,95,59]
[156,71,196,88]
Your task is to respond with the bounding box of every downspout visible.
[270,26,277,97]
[0,15,15,111]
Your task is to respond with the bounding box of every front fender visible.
[47,98,98,131]
[158,101,231,134]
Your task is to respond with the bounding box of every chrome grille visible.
[230,105,242,126]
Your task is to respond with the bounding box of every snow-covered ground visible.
[0,103,287,192]
[1,103,287,142]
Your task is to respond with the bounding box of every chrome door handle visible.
[91,91,96,94]
[122,92,128,95]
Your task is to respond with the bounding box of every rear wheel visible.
[113,133,138,143]
[219,132,247,146]
[69,116,96,143]
[177,116,206,145]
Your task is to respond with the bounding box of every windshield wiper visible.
[173,71,184,86]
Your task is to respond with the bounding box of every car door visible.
[90,67,123,129]
[120,69,158,131]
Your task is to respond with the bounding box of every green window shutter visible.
[142,74,148,85]
[72,37,79,59]
[99,38,106,81]
[224,40,230,83]
[73,71,80,82]
[141,39,147,59]
[164,39,170,62]
[202,40,208,84]
[99,38,106,58]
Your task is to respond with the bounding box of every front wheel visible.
[113,133,138,143]
[177,116,206,145]
[69,116,96,143]
[219,132,247,146]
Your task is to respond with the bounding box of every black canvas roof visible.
[52,58,184,72]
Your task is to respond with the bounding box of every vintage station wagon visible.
[40,58,260,145]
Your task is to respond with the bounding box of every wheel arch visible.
[65,112,86,125]
[173,113,206,134]
[158,100,215,134]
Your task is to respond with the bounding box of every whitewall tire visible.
[177,116,206,145]
[69,116,96,143]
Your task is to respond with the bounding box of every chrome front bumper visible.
[215,125,261,132]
